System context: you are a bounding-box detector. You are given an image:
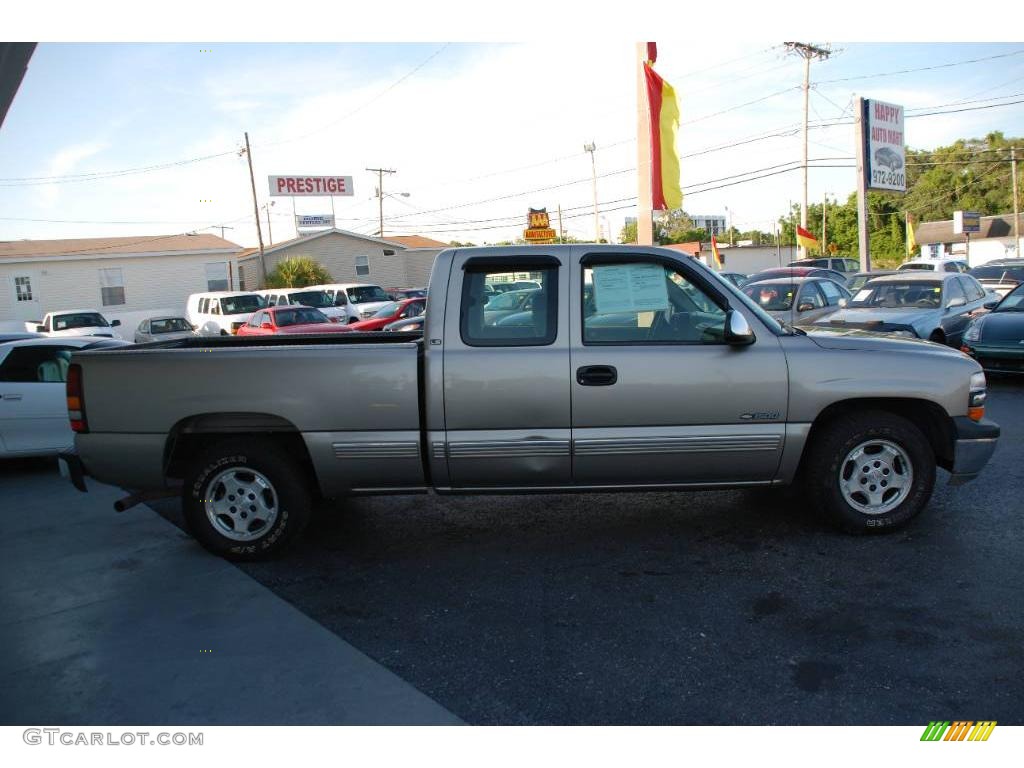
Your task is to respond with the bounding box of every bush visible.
[264,256,332,288]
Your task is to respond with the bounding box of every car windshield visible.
[849,281,943,308]
[789,259,827,268]
[349,286,389,304]
[274,308,329,327]
[971,265,1024,282]
[150,318,192,333]
[486,289,535,310]
[371,302,400,318]
[55,313,109,329]
[743,283,795,311]
[288,291,334,308]
[995,285,1024,311]
[898,263,937,271]
[221,295,266,314]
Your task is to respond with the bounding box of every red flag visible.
[711,235,724,267]
[646,42,657,64]
[644,62,681,211]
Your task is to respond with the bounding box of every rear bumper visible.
[948,416,1000,486]
[58,448,88,492]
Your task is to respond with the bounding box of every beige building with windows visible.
[0,233,244,332]
[236,229,448,290]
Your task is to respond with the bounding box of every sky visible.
[2,8,1023,249]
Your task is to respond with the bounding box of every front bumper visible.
[961,343,1024,374]
[58,448,88,492]
[948,416,1000,486]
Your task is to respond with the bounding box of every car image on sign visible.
[874,146,904,171]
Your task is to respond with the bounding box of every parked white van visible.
[28,309,122,339]
[306,283,393,323]
[259,288,350,323]
[185,291,267,336]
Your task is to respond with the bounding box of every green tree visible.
[264,256,332,288]
[620,219,638,244]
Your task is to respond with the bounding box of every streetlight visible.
[584,142,600,242]
[373,188,411,237]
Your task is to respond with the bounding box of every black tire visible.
[182,438,311,560]
[802,410,936,534]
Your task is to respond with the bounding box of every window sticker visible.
[592,263,669,314]
[853,289,872,302]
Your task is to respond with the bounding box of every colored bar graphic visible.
[921,721,950,741]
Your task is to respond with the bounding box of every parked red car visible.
[347,298,426,331]
[236,306,354,336]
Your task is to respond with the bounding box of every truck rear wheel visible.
[803,411,936,533]
[182,438,311,560]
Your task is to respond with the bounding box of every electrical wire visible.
[815,48,1024,84]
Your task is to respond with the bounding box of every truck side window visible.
[583,262,726,344]
[461,267,557,346]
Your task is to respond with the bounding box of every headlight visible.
[963,319,983,343]
[360,311,374,318]
[968,371,987,421]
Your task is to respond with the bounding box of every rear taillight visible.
[67,363,88,433]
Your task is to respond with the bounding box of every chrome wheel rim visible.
[203,468,279,541]
[839,439,913,515]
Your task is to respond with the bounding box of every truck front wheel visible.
[182,438,311,560]
[803,411,936,533]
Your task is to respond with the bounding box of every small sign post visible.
[953,211,981,263]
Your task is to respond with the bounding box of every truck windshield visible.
[348,286,389,303]
[55,313,109,330]
[220,295,266,314]
[288,291,334,308]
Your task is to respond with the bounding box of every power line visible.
[815,48,1024,84]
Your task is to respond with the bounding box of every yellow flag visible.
[906,213,917,256]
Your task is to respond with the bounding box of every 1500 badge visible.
[740,412,781,421]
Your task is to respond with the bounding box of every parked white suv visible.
[259,288,350,322]
[185,291,267,336]
[29,309,121,339]
[306,283,393,323]
[898,257,970,273]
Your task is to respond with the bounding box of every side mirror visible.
[261,322,273,330]
[110,319,121,327]
[983,299,999,310]
[36,325,46,333]
[838,297,848,308]
[797,302,814,313]
[724,309,755,346]
[947,296,967,309]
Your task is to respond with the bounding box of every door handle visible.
[576,365,617,386]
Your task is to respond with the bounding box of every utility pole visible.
[785,42,832,258]
[1013,146,1020,257]
[557,203,565,244]
[366,167,396,237]
[212,225,234,239]
[241,132,267,286]
[584,142,600,242]
[636,43,654,246]
[854,96,871,271]
[262,201,275,245]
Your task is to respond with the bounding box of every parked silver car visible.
[809,272,997,346]
[742,277,851,327]
[134,316,198,344]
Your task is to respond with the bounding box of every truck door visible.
[570,250,789,486]
[439,253,571,489]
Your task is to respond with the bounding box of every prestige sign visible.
[864,99,906,193]
[269,175,354,197]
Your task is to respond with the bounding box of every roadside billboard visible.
[268,175,354,197]
[953,211,981,234]
[864,100,905,193]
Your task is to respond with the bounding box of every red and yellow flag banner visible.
[644,61,682,212]
[796,225,819,251]
[711,235,724,267]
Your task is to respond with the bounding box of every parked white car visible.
[0,336,128,458]
[898,257,970,274]
[185,291,267,336]
[306,283,393,323]
[28,309,122,339]
[259,288,350,322]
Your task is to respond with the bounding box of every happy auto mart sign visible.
[864,99,906,193]
[268,175,354,196]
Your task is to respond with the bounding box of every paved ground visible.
[190,380,1021,725]
[0,462,460,725]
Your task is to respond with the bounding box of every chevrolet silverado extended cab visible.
[61,245,999,560]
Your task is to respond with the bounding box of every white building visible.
[916,213,1024,267]
[235,229,448,290]
[691,214,727,236]
[0,233,244,332]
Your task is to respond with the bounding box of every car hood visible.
[976,311,1024,342]
[353,301,392,313]
[51,326,115,337]
[801,326,963,357]
[148,331,196,341]
[278,323,352,334]
[814,306,936,329]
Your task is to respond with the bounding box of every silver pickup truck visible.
[61,245,999,560]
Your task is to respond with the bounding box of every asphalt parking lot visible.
[138,379,1023,725]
